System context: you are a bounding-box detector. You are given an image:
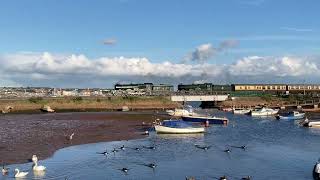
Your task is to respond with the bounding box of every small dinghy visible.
[40,105,55,113]
[155,120,205,134]
[302,119,320,128]
[233,108,251,115]
[276,111,305,120]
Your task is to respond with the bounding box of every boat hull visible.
[305,121,320,128]
[182,116,228,125]
[154,125,205,134]
[276,114,305,120]
[233,109,251,115]
[251,110,279,116]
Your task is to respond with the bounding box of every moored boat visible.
[155,120,205,134]
[276,111,305,120]
[166,105,198,117]
[250,107,279,116]
[166,109,192,116]
[221,107,233,112]
[233,108,251,115]
[302,119,320,128]
[182,115,228,125]
[40,105,55,113]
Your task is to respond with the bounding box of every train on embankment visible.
[177,83,320,95]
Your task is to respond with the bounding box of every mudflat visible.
[0,111,168,164]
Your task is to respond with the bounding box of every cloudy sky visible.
[0,0,319,88]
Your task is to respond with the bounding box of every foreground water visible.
[2,110,320,180]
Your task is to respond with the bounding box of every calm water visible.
[2,110,320,180]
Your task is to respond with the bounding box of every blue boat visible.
[181,115,228,125]
[276,111,305,120]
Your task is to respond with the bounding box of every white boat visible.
[155,120,205,134]
[40,105,55,113]
[166,105,198,117]
[302,119,320,128]
[276,111,305,120]
[250,107,279,116]
[233,108,251,115]
[166,109,192,116]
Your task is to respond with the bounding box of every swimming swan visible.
[33,162,46,171]
[14,168,28,178]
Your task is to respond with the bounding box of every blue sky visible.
[0,0,320,87]
[1,0,319,61]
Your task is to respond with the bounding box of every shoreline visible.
[0,96,181,114]
[0,111,169,165]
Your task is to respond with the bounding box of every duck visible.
[33,161,46,171]
[14,168,29,178]
[195,144,211,150]
[97,151,108,156]
[112,148,119,153]
[242,176,251,180]
[2,164,9,175]
[119,145,125,150]
[231,145,247,150]
[240,145,247,150]
[224,149,231,153]
[120,168,129,173]
[219,175,227,180]
[146,163,156,169]
[143,146,156,150]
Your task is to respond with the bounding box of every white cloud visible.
[0,52,319,87]
[230,56,319,77]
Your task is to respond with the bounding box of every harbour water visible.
[2,110,320,180]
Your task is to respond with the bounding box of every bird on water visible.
[194,144,211,150]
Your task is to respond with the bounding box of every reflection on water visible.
[157,133,204,140]
[3,110,320,180]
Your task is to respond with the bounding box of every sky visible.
[0,0,320,88]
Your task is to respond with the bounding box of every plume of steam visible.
[184,39,239,63]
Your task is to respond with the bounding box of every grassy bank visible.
[0,96,181,113]
[221,94,320,108]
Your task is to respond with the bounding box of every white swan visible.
[33,161,46,171]
[14,168,28,178]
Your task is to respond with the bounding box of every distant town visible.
[1,83,320,98]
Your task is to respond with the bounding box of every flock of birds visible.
[1,127,251,179]
[96,144,158,175]
[2,155,46,178]
[93,140,251,180]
